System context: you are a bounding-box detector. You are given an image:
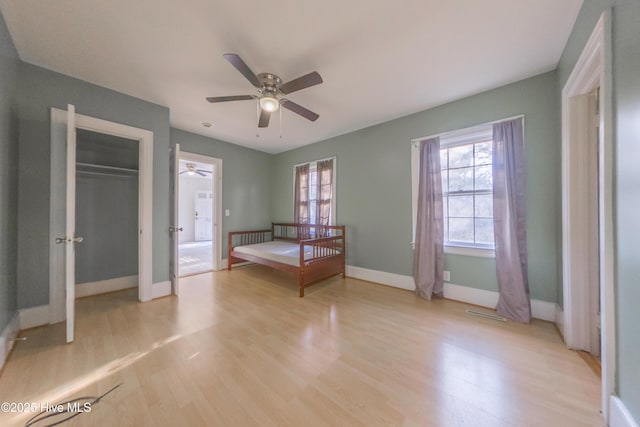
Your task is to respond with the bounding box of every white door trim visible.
[50,108,154,320]
[561,10,614,421]
[177,151,223,272]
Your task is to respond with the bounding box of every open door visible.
[51,104,81,343]
[65,105,78,343]
[169,144,181,295]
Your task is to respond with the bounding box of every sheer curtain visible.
[294,163,310,224]
[492,118,531,322]
[413,137,444,300]
[316,159,333,227]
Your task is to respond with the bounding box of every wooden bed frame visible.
[228,223,346,297]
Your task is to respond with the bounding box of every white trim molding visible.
[555,304,565,339]
[561,10,614,421]
[346,265,415,290]
[0,313,20,370]
[151,281,172,299]
[19,305,50,330]
[76,275,138,298]
[221,258,252,270]
[610,396,639,427]
[346,265,555,322]
[444,245,495,258]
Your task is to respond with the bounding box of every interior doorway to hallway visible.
[178,159,215,277]
[170,147,222,293]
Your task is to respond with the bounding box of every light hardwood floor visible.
[0,266,603,426]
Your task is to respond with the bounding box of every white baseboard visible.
[444,282,498,307]
[0,312,20,370]
[76,275,138,298]
[19,305,50,330]
[221,258,253,270]
[611,396,639,427]
[555,304,565,338]
[151,281,171,299]
[530,299,556,322]
[346,265,556,322]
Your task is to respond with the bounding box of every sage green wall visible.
[558,0,640,420]
[272,71,560,302]
[170,128,273,256]
[17,63,171,309]
[0,12,19,332]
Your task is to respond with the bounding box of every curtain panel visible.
[316,159,334,228]
[492,118,531,323]
[294,163,310,224]
[413,137,444,300]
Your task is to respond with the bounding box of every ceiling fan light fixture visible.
[186,163,197,176]
[259,95,280,112]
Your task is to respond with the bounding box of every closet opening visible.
[74,129,139,298]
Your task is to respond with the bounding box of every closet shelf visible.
[76,162,138,174]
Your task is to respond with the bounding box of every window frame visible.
[292,156,337,225]
[411,123,497,258]
[440,127,495,252]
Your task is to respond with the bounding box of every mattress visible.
[233,240,336,267]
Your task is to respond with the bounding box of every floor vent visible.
[465,309,507,322]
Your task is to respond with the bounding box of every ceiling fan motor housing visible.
[257,73,282,95]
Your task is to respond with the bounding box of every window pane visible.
[448,144,474,168]
[448,195,473,217]
[475,218,494,245]
[474,141,492,166]
[475,165,492,190]
[439,138,496,249]
[448,167,474,192]
[448,218,474,243]
[309,171,318,200]
[475,194,493,218]
[443,218,449,242]
[309,200,317,224]
[440,149,448,169]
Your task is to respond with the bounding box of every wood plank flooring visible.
[0,266,603,426]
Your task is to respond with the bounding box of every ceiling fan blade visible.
[258,108,271,128]
[197,171,207,177]
[280,71,323,94]
[206,95,256,103]
[179,170,188,175]
[281,99,319,122]
[223,53,261,88]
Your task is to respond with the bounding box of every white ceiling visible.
[0,0,582,154]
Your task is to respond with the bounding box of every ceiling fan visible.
[179,163,212,177]
[206,53,323,128]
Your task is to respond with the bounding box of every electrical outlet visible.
[443,270,451,282]
[225,209,230,217]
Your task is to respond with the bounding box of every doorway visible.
[75,129,140,297]
[169,146,222,295]
[49,106,154,343]
[561,11,613,421]
[178,159,214,276]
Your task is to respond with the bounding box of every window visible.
[440,132,494,249]
[411,124,495,257]
[294,157,336,225]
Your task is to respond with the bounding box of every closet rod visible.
[76,170,137,178]
[76,162,138,174]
